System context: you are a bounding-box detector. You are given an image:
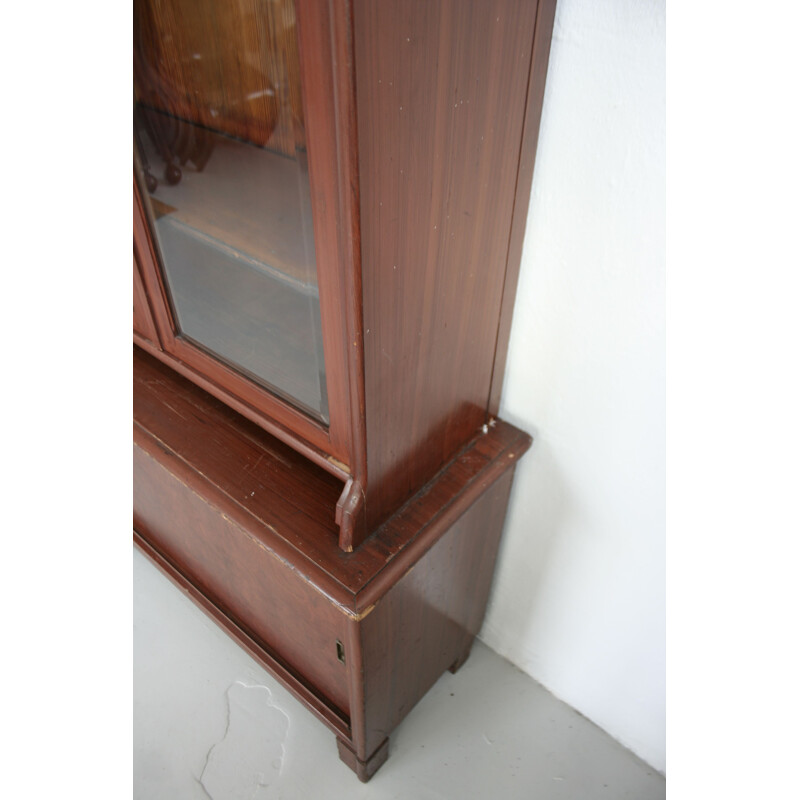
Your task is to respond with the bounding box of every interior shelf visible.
[156,214,328,421]
[137,110,318,289]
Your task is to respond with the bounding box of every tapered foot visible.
[336,737,389,782]
[448,637,474,674]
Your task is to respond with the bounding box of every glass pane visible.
[133,0,328,423]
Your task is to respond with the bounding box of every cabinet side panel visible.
[488,0,557,415]
[354,0,538,529]
[358,469,515,758]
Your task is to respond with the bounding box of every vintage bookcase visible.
[133,0,556,780]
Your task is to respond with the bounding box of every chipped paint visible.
[326,455,350,473]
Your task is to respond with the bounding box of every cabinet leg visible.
[448,636,475,674]
[336,737,389,782]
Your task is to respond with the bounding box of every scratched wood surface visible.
[133,346,530,605]
[134,342,529,779]
[354,0,540,531]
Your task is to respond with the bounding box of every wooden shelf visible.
[138,114,317,288]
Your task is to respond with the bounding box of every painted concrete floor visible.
[133,548,665,799]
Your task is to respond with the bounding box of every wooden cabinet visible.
[133,0,556,781]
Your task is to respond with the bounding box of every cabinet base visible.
[336,736,390,782]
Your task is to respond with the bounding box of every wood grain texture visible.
[132,1,556,779]
[355,469,515,759]
[133,334,352,483]
[133,0,554,550]
[134,438,352,717]
[324,0,369,551]
[133,255,159,345]
[133,346,530,606]
[354,0,539,531]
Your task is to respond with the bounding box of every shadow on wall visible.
[480,427,571,666]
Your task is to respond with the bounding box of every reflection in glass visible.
[133,0,328,422]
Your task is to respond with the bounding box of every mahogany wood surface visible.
[134,345,527,780]
[336,737,389,783]
[134,347,530,607]
[353,0,540,531]
[134,438,352,716]
[134,1,555,551]
[132,0,555,780]
[133,256,158,345]
[324,0,368,552]
[133,334,351,485]
[294,0,368,549]
[355,469,515,760]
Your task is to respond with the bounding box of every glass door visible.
[133,0,328,423]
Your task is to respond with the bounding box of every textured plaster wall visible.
[480,0,665,773]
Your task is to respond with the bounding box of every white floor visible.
[133,547,665,799]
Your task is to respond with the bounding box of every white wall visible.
[480,0,665,774]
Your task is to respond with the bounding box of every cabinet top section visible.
[133,0,556,549]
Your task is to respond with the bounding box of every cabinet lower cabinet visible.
[133,347,529,780]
